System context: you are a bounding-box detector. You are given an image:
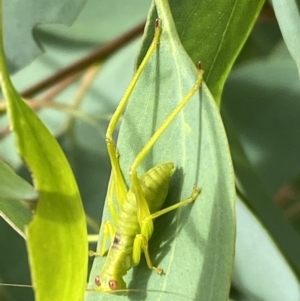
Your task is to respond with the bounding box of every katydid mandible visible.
[89,19,204,293]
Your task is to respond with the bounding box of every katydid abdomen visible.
[118,162,175,227]
[95,162,175,292]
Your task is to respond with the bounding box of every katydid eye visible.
[95,275,101,286]
[109,280,118,290]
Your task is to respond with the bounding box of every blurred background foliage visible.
[0,0,300,300]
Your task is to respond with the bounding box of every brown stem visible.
[21,21,145,98]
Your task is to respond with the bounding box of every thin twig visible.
[21,21,145,98]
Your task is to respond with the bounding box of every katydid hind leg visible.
[129,64,203,235]
[89,21,165,291]
[129,65,204,176]
[128,65,203,278]
[104,20,164,253]
[90,177,116,257]
[107,175,119,222]
[104,21,162,210]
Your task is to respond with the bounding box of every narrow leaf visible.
[87,1,235,300]
[0,160,37,201]
[234,199,300,301]
[0,198,32,238]
[272,0,300,78]
[0,160,36,237]
[138,0,265,105]
[0,2,88,301]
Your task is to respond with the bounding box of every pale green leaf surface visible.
[0,160,36,237]
[86,2,235,300]
[3,0,86,73]
[138,0,265,105]
[233,199,300,301]
[272,0,300,78]
[0,4,88,301]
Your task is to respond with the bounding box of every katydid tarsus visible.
[88,19,204,293]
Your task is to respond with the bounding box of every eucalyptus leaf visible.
[3,0,86,73]
[0,160,37,201]
[86,2,235,300]
[138,0,265,105]
[272,0,300,78]
[0,2,88,301]
[222,57,300,277]
[234,199,300,301]
[38,0,151,43]
[0,160,36,237]
[0,198,32,238]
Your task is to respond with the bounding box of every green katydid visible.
[88,19,204,293]
[0,20,203,299]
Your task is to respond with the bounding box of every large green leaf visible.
[86,1,235,300]
[137,0,265,105]
[0,2,88,301]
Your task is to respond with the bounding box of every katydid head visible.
[94,274,126,293]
